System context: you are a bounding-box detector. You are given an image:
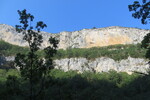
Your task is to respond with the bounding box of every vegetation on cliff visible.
[55,43,147,61]
[1,1,150,99]
[0,40,147,61]
[0,40,29,56]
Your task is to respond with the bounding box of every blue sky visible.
[0,0,149,33]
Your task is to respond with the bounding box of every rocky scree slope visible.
[0,24,149,49]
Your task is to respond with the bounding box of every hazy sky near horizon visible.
[0,0,149,33]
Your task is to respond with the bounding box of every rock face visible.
[0,24,58,48]
[54,57,149,74]
[1,56,149,74]
[1,24,150,74]
[0,24,149,49]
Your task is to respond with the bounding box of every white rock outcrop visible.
[54,57,149,74]
[0,24,149,49]
[1,56,149,74]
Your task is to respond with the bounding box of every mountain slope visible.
[0,40,148,74]
[0,24,149,49]
[0,24,149,74]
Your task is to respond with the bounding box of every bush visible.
[54,43,147,61]
[0,40,29,56]
[0,40,147,61]
[0,69,149,100]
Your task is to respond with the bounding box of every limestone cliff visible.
[1,56,149,74]
[0,24,149,49]
[54,57,149,74]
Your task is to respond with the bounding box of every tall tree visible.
[15,9,59,100]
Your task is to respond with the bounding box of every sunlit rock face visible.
[1,56,149,74]
[58,26,149,49]
[0,24,57,48]
[0,24,149,49]
[54,57,149,74]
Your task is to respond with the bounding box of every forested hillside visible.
[1,0,150,99]
[0,69,150,100]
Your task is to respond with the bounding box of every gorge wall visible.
[0,56,149,74]
[0,24,149,49]
[0,24,150,74]
[54,57,149,74]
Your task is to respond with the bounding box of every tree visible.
[129,0,150,60]
[128,0,150,24]
[14,9,59,100]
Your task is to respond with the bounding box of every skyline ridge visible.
[0,24,149,34]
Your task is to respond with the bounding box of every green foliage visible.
[129,0,150,60]
[129,0,150,24]
[1,69,150,100]
[54,43,147,61]
[0,39,147,61]
[0,69,20,82]
[141,33,150,59]
[0,40,29,56]
[14,9,58,100]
